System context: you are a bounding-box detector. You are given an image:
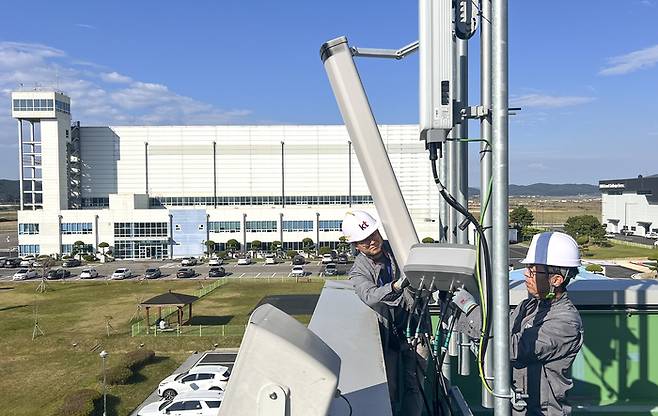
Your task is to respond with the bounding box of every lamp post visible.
[99,350,108,416]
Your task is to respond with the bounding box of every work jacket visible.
[457,293,583,415]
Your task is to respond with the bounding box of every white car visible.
[19,259,33,267]
[138,391,223,416]
[111,268,132,280]
[208,258,223,266]
[181,257,197,266]
[12,269,37,281]
[237,257,251,265]
[646,232,658,239]
[158,365,230,400]
[79,268,99,279]
[264,255,276,265]
[291,265,305,277]
[321,253,334,264]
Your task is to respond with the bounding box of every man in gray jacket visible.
[453,231,584,415]
[342,210,425,416]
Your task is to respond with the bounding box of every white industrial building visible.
[600,175,658,236]
[12,90,441,259]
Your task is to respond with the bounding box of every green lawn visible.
[0,279,323,416]
[583,241,658,259]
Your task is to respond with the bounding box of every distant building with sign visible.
[599,175,658,236]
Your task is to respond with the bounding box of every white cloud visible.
[510,94,595,109]
[75,23,96,30]
[599,44,658,75]
[99,71,132,84]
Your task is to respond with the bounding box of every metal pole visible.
[492,0,511,413]
[348,141,352,207]
[281,141,285,207]
[456,38,469,246]
[144,142,149,194]
[213,141,217,208]
[439,154,448,242]
[480,0,494,407]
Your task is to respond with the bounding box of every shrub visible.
[102,365,132,385]
[422,237,435,243]
[53,388,100,416]
[318,246,333,256]
[216,250,227,259]
[585,264,604,273]
[286,250,299,259]
[120,349,155,370]
[82,254,97,262]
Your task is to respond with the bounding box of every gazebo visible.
[141,290,199,333]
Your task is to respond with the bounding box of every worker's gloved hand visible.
[452,288,477,314]
[392,278,410,292]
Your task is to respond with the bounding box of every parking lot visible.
[0,257,350,282]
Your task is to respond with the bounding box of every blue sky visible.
[0,0,656,185]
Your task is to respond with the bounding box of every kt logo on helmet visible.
[358,221,369,231]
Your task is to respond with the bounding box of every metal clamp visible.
[351,40,419,60]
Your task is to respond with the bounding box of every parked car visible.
[264,254,276,265]
[138,391,223,416]
[646,232,658,239]
[209,267,226,278]
[291,265,305,278]
[79,268,99,279]
[181,257,197,266]
[237,257,252,265]
[144,268,162,279]
[63,258,81,268]
[12,269,38,281]
[292,255,305,265]
[4,258,21,268]
[620,229,634,236]
[177,268,196,278]
[324,263,338,276]
[47,268,71,280]
[208,257,224,266]
[337,253,349,264]
[111,268,132,280]
[19,259,34,267]
[157,365,230,400]
[321,253,335,264]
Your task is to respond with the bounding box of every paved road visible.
[612,234,656,247]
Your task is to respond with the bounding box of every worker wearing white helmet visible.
[452,232,584,416]
[342,210,426,416]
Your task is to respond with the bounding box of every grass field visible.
[0,279,324,416]
[469,197,601,225]
[583,241,658,260]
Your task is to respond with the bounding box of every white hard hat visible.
[521,232,581,268]
[342,210,379,243]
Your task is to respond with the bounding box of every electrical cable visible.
[338,392,352,416]
[428,142,494,392]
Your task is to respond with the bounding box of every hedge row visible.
[99,349,156,385]
[53,389,100,416]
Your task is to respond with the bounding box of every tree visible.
[337,236,350,253]
[204,240,216,255]
[510,206,534,229]
[318,246,333,256]
[564,215,605,241]
[422,237,435,243]
[226,239,240,253]
[72,241,87,259]
[98,242,109,257]
[271,240,282,253]
[301,238,315,255]
[251,240,262,251]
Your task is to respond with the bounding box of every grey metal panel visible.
[308,280,392,416]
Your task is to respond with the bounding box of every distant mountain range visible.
[0,179,600,203]
[469,183,599,197]
[0,180,19,203]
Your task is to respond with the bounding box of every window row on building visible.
[18,223,39,235]
[113,240,169,259]
[55,99,70,114]
[61,244,95,255]
[208,221,241,233]
[13,99,53,111]
[114,222,168,238]
[149,195,373,207]
[19,244,40,255]
[282,220,313,232]
[82,197,110,208]
[61,222,93,234]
